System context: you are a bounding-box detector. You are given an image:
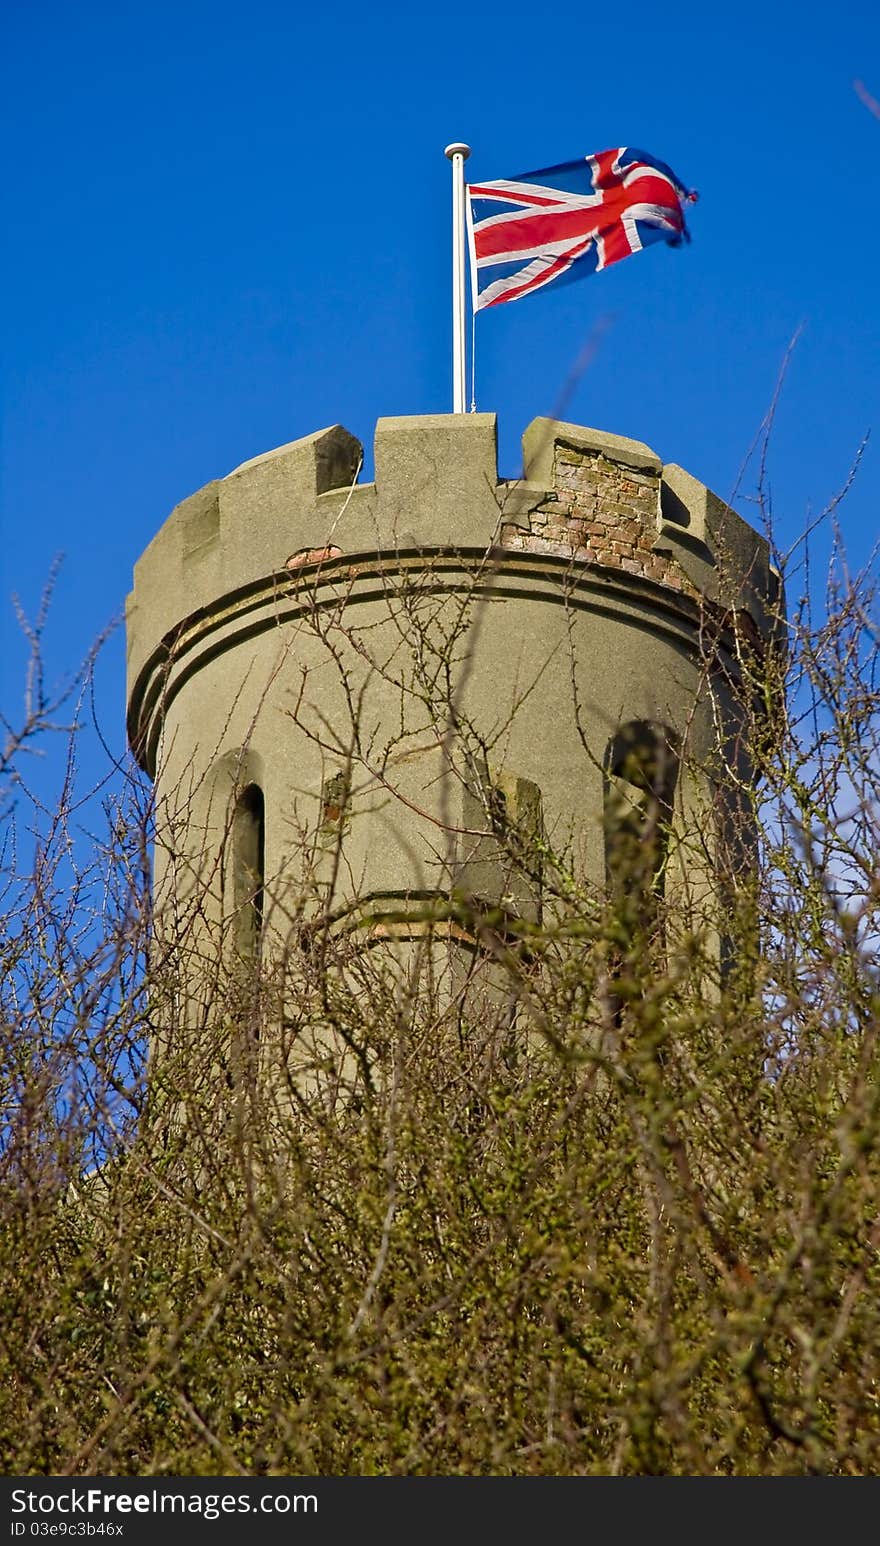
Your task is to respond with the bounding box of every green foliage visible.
[1,538,879,1477]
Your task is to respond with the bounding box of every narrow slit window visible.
[233,783,265,957]
[604,722,678,935]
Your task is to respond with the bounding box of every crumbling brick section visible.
[501,443,696,597]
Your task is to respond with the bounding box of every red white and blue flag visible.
[466,147,696,311]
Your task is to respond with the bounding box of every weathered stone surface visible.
[126,413,783,1017]
[523,417,662,483]
[495,420,782,635]
[373,413,500,548]
[502,421,678,592]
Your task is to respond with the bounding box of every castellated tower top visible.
[127,412,780,777]
[126,413,782,1009]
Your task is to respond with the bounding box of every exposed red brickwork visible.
[500,443,696,598]
[285,545,343,570]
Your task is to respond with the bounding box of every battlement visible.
[127,414,781,772]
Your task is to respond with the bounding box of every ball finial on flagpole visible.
[444,144,471,414]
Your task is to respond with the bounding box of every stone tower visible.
[126,414,781,1026]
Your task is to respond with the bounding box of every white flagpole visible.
[444,142,471,414]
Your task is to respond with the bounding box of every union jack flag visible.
[466,147,697,311]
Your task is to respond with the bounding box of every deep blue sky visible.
[2,0,879,796]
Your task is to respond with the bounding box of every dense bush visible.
[1,515,878,1476]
